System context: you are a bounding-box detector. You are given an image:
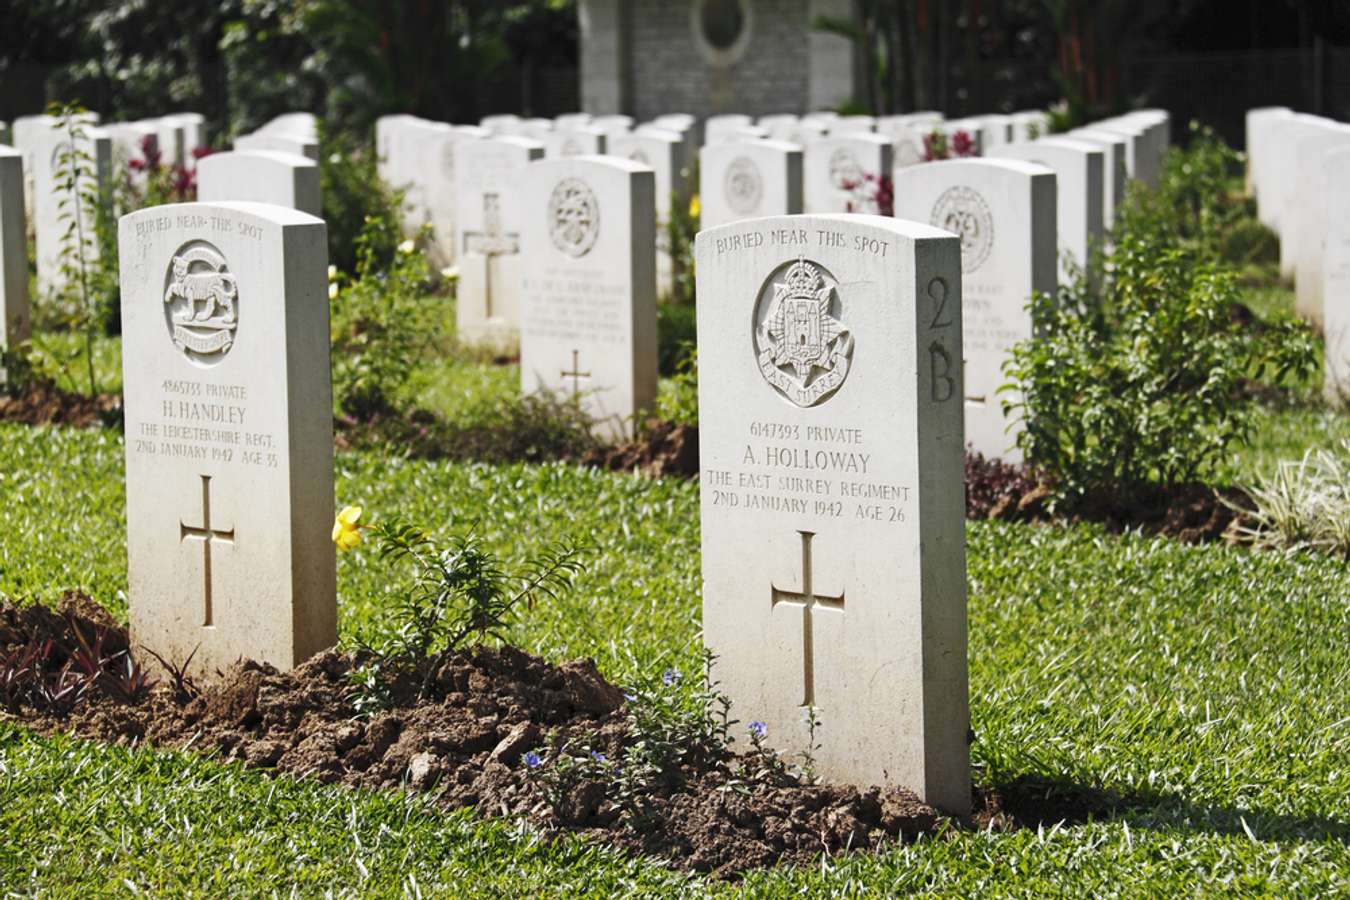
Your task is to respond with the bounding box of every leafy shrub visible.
[653,349,698,428]
[666,184,699,306]
[1230,442,1350,558]
[319,121,402,274]
[1006,230,1316,506]
[922,129,977,161]
[329,218,439,419]
[657,303,696,377]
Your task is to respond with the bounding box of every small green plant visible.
[330,218,440,419]
[1230,441,1350,558]
[334,505,590,702]
[320,121,403,274]
[653,346,698,428]
[666,177,699,306]
[1006,229,1317,507]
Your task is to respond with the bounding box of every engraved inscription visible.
[828,147,863,189]
[752,256,854,408]
[162,241,238,365]
[180,474,235,628]
[548,177,600,258]
[931,185,994,273]
[929,341,956,402]
[770,531,844,709]
[724,157,763,216]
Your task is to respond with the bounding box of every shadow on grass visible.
[988,773,1350,845]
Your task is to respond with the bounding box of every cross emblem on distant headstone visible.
[461,193,521,317]
[560,349,591,397]
[180,474,234,627]
[770,530,844,708]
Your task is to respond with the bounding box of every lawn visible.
[1,421,1347,895]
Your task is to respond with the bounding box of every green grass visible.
[1,422,1347,894]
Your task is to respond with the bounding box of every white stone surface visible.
[699,139,803,230]
[1245,106,1292,217]
[991,137,1103,282]
[893,158,1057,462]
[543,125,607,158]
[378,117,470,267]
[119,201,335,676]
[260,113,317,138]
[234,131,319,162]
[103,122,159,190]
[832,115,876,135]
[197,150,321,217]
[0,147,31,370]
[1068,129,1127,232]
[167,112,207,159]
[696,213,969,813]
[878,117,930,169]
[1323,146,1350,401]
[705,114,755,145]
[13,112,99,219]
[519,156,656,442]
[555,113,594,128]
[1011,110,1050,142]
[803,134,893,214]
[1091,119,1152,185]
[454,135,544,351]
[31,121,112,298]
[149,116,186,166]
[609,127,686,295]
[1269,115,1341,277]
[1290,127,1350,323]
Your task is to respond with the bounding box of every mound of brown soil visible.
[579,419,699,478]
[0,596,1044,878]
[0,380,121,428]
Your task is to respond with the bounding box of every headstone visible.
[543,125,607,158]
[758,114,800,137]
[454,135,544,351]
[991,137,1104,282]
[555,113,594,129]
[379,118,469,267]
[520,156,656,441]
[1245,106,1292,214]
[832,115,876,135]
[695,213,969,814]
[13,112,99,220]
[167,112,207,159]
[893,158,1057,461]
[32,121,112,298]
[699,139,803,230]
[118,201,335,675]
[878,117,928,169]
[1068,129,1127,232]
[609,127,686,295]
[480,114,522,134]
[1011,110,1050,142]
[197,150,321,217]
[234,131,319,163]
[1323,145,1350,402]
[150,117,186,166]
[1292,126,1350,323]
[591,115,633,140]
[973,114,1014,148]
[0,147,31,372]
[803,134,893,215]
[1268,115,1341,276]
[260,113,317,138]
[103,122,159,191]
[1091,119,1152,186]
[705,114,754,144]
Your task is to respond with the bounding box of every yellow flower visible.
[328,281,339,301]
[332,505,364,552]
[327,264,337,281]
[688,194,701,219]
[398,239,415,255]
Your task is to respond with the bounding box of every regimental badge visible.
[752,256,854,407]
[930,184,995,274]
[724,157,763,216]
[162,242,238,365]
[548,177,600,258]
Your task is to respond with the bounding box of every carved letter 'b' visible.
[929,341,955,402]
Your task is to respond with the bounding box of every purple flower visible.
[662,668,682,686]
[591,751,607,763]
[748,721,768,739]
[523,751,542,769]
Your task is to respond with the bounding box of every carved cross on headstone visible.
[560,349,591,397]
[770,530,844,708]
[179,474,234,627]
[461,192,521,318]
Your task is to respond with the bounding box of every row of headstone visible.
[0,147,30,376]
[1248,107,1350,398]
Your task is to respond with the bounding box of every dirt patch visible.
[0,380,122,429]
[580,420,699,478]
[0,596,1050,879]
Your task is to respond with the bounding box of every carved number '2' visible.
[927,276,955,402]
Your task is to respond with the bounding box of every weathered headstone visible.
[696,213,969,813]
[197,150,322,217]
[609,127,686,295]
[803,134,893,214]
[699,139,803,230]
[705,114,755,144]
[1091,118,1151,186]
[379,117,473,268]
[991,137,1103,282]
[1244,106,1292,216]
[1323,145,1350,402]
[1067,129,1127,233]
[454,135,544,351]
[234,130,319,163]
[893,158,1057,461]
[118,201,335,675]
[1268,115,1341,278]
[1292,126,1350,323]
[520,156,656,442]
[543,125,607,158]
[32,121,112,298]
[0,147,31,372]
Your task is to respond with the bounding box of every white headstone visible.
[167,112,207,159]
[878,117,929,169]
[832,115,876,135]
[103,122,160,191]
[118,201,335,675]
[480,114,522,134]
[148,117,186,166]
[260,113,317,138]
[609,128,685,295]
[13,112,99,220]
[696,213,970,813]
[1268,115,1341,277]
[705,114,755,144]
[379,118,468,267]
[520,157,656,441]
[991,137,1103,281]
[1068,129,1127,232]
[32,122,112,298]
[1091,119,1151,185]
[1011,110,1050,142]
[0,147,31,369]
[234,131,319,163]
[1245,106,1292,215]
[893,158,1057,461]
[973,114,1014,148]
[1292,126,1350,323]
[1323,146,1350,402]
[453,135,544,351]
[543,125,607,158]
[197,150,321,217]
[555,113,594,129]
[803,134,893,214]
[699,139,803,230]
